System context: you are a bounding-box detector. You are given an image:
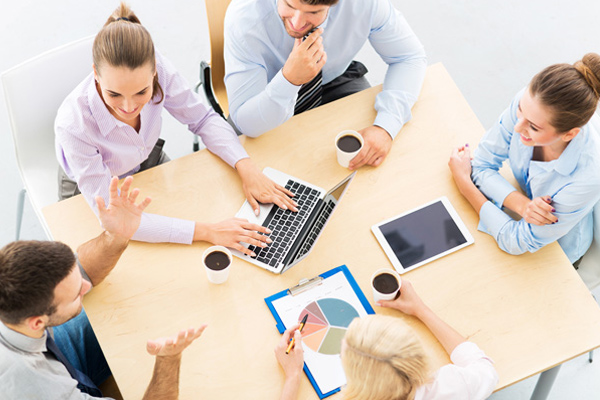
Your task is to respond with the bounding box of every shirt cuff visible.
[478,201,513,239]
[450,341,494,367]
[219,145,250,169]
[265,70,301,107]
[475,172,517,207]
[374,112,402,140]
[132,213,195,244]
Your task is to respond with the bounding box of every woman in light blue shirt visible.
[449,54,600,264]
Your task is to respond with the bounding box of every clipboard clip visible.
[287,276,324,296]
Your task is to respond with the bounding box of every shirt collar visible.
[86,74,120,137]
[553,126,586,176]
[0,319,47,353]
[319,11,330,30]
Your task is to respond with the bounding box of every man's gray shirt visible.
[0,317,110,399]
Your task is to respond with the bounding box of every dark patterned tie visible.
[294,70,323,115]
[45,331,103,397]
[294,32,323,115]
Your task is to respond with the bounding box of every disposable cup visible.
[371,268,401,303]
[334,130,364,168]
[202,246,232,284]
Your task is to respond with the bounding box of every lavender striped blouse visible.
[55,52,249,244]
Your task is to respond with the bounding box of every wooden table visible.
[43,64,600,400]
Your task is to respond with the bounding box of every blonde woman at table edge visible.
[275,280,499,400]
[55,2,297,253]
[449,53,600,266]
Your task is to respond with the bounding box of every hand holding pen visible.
[286,314,308,354]
[275,321,305,381]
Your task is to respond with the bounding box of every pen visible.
[286,313,308,354]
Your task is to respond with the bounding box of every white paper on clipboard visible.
[271,271,370,394]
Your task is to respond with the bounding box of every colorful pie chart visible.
[299,298,360,355]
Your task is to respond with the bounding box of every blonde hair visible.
[530,53,600,132]
[342,315,429,400]
[93,2,164,103]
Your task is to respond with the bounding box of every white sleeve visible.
[416,342,499,400]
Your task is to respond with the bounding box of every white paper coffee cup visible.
[202,246,232,284]
[371,268,401,303]
[335,130,364,168]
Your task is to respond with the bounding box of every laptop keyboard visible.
[247,180,321,267]
[297,199,335,258]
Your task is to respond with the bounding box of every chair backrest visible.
[577,113,600,290]
[578,200,600,290]
[2,36,94,238]
[206,0,232,116]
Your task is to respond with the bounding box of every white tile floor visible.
[1,1,599,398]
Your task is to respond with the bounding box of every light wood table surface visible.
[43,64,600,400]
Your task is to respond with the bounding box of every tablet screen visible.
[378,200,468,270]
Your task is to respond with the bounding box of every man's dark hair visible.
[301,0,339,5]
[0,241,75,324]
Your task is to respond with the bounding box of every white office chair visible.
[578,200,600,291]
[2,36,94,240]
[575,113,600,363]
[577,198,600,363]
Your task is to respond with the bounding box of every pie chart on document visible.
[298,298,360,355]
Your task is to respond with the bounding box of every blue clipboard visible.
[264,265,375,399]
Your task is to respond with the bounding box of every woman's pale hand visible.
[274,325,305,378]
[203,218,272,257]
[235,158,297,216]
[522,196,557,226]
[377,280,428,319]
[448,145,473,187]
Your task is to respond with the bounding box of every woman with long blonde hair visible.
[275,280,498,400]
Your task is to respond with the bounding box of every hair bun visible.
[574,53,600,99]
[106,2,140,26]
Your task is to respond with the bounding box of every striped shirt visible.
[55,52,249,244]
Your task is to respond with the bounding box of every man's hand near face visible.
[282,28,327,86]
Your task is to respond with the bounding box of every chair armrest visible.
[200,61,225,120]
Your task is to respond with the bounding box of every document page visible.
[272,271,370,395]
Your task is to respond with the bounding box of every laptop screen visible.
[286,172,356,268]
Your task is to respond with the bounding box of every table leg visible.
[530,365,561,400]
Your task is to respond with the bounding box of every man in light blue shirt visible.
[224,0,426,169]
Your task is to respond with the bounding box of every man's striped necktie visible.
[294,31,323,115]
[294,70,323,115]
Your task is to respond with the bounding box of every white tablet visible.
[371,197,474,274]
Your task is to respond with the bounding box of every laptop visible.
[232,167,356,274]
